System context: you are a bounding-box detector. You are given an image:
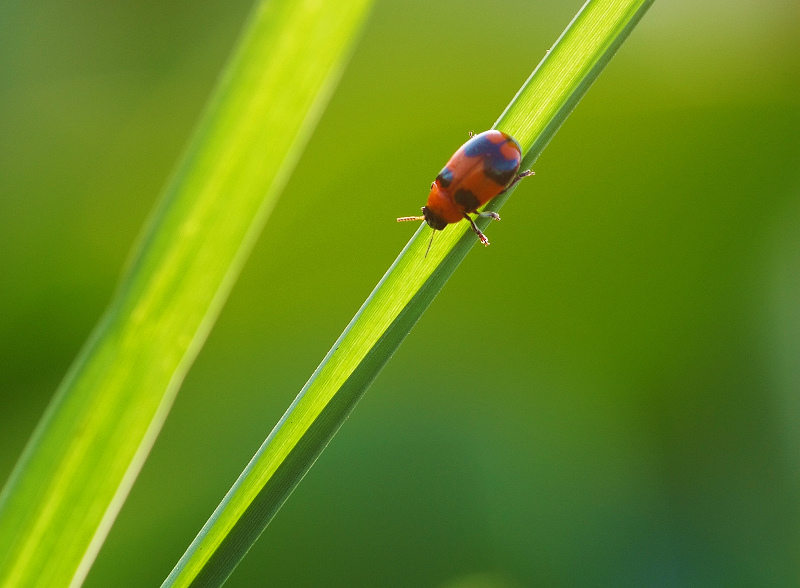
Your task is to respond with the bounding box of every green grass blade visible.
[0,1,373,586]
[162,1,655,586]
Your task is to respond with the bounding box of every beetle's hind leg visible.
[499,169,534,195]
[462,213,490,247]
[476,211,501,221]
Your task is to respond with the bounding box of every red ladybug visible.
[398,130,532,253]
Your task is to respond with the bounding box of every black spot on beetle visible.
[464,132,520,187]
[483,159,518,188]
[454,189,480,212]
[482,143,519,187]
[436,167,454,188]
[464,135,494,157]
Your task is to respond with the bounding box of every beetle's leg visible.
[469,130,475,138]
[462,213,490,246]
[499,169,534,195]
[476,211,501,221]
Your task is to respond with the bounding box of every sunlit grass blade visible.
[162,1,655,586]
[0,1,374,586]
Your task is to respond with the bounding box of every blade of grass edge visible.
[0,1,374,587]
[162,0,655,586]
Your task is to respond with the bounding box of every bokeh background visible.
[2,0,799,586]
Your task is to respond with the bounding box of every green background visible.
[1,0,799,586]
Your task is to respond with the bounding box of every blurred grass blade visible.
[0,1,373,586]
[163,0,655,586]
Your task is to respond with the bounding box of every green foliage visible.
[0,0,373,586]
[162,1,655,586]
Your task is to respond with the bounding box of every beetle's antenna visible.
[397,215,425,222]
[425,229,435,257]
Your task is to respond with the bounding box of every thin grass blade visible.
[0,1,374,586]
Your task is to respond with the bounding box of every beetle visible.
[397,130,532,254]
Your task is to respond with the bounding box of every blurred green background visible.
[2,0,799,586]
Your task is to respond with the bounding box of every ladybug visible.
[398,130,532,254]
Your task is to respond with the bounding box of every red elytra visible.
[398,130,532,254]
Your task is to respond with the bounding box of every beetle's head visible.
[421,206,447,231]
